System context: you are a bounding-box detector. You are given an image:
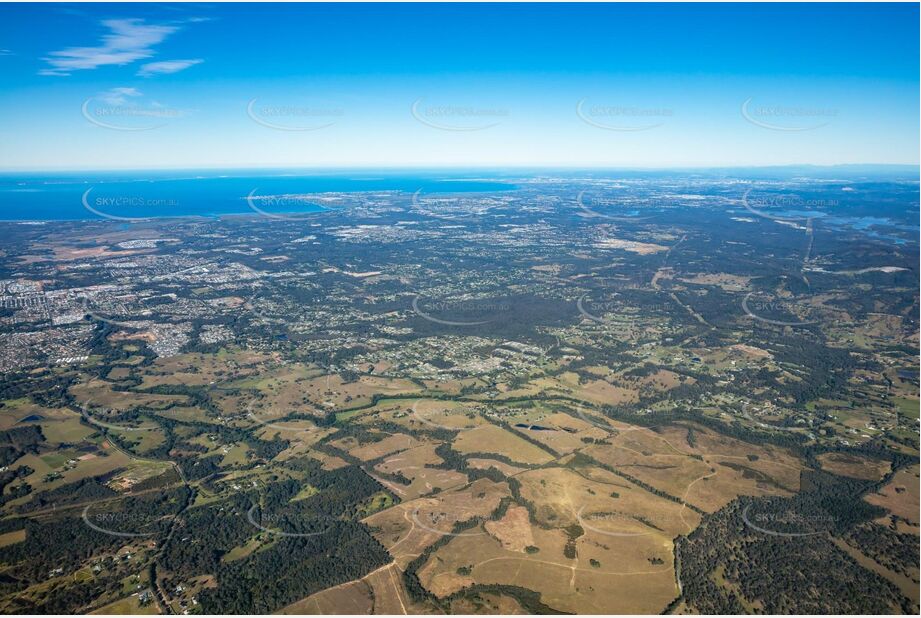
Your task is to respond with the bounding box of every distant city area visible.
[0,169,918,614]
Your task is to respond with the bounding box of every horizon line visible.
[2,163,919,174]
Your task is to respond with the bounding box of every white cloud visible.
[41,18,180,75]
[97,87,142,106]
[137,58,203,77]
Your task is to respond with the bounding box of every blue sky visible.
[0,2,918,170]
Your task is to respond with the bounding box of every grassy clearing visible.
[90,595,159,615]
[453,425,554,465]
[0,529,26,548]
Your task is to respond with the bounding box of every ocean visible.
[0,170,516,221]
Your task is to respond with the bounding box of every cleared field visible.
[247,412,324,441]
[865,464,921,534]
[413,463,693,612]
[138,349,275,388]
[11,445,139,506]
[254,420,334,462]
[89,595,159,615]
[375,444,468,499]
[222,535,264,563]
[363,478,511,569]
[221,361,335,418]
[290,373,423,412]
[452,425,554,465]
[421,377,489,396]
[0,399,65,431]
[108,460,174,491]
[0,529,26,548]
[105,424,166,455]
[467,458,528,476]
[36,408,97,443]
[106,367,131,380]
[418,504,678,614]
[484,505,534,551]
[335,400,403,424]
[308,450,349,471]
[349,433,423,462]
[817,452,891,481]
[280,562,422,615]
[678,272,751,291]
[585,422,802,512]
[587,366,693,394]
[198,386,242,414]
[155,406,211,423]
[893,396,920,419]
[378,399,487,432]
[280,577,372,614]
[505,411,609,455]
[219,443,251,466]
[363,562,421,614]
[70,379,188,412]
[518,465,699,536]
[546,372,640,406]
[584,432,711,506]
[637,368,688,390]
[483,378,558,401]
